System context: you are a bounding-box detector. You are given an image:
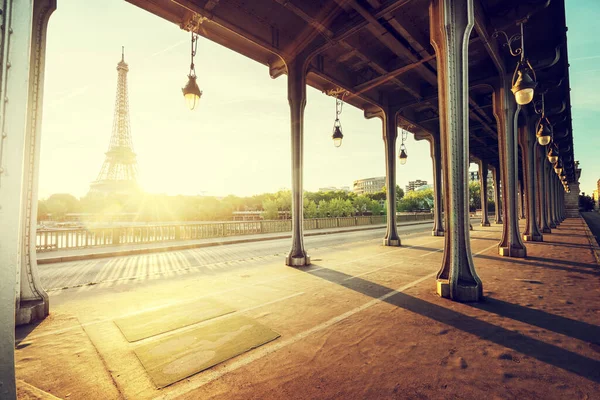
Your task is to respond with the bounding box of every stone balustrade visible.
[36,214,434,252]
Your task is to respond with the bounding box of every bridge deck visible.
[16,217,600,399]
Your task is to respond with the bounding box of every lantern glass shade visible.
[515,88,534,105]
[332,125,343,148]
[511,68,537,105]
[182,75,202,110]
[399,149,408,165]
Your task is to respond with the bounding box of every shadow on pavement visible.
[469,297,600,344]
[303,264,600,384]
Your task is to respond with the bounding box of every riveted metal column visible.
[479,160,490,227]
[0,0,35,397]
[537,144,551,233]
[16,0,55,326]
[560,186,565,220]
[519,179,526,220]
[494,82,526,258]
[552,174,560,225]
[519,120,542,242]
[556,180,564,223]
[431,133,444,236]
[382,106,401,246]
[492,167,502,224]
[430,0,482,302]
[285,57,310,266]
[546,162,557,229]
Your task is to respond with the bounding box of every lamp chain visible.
[190,31,199,77]
[335,94,344,120]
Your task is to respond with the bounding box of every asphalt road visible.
[39,222,437,292]
[582,211,600,246]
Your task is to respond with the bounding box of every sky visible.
[39,0,598,199]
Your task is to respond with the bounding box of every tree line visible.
[38,182,491,222]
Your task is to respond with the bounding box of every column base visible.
[541,227,552,234]
[285,254,311,267]
[432,230,445,237]
[16,300,49,326]
[383,238,401,246]
[495,220,503,224]
[436,280,482,302]
[481,222,491,227]
[548,222,557,229]
[523,234,543,242]
[498,246,527,258]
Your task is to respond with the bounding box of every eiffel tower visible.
[89,48,139,195]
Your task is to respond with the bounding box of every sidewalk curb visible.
[581,213,600,265]
[37,220,435,264]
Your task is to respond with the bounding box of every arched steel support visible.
[519,117,543,242]
[430,0,482,302]
[494,81,526,258]
[479,160,491,227]
[285,56,310,267]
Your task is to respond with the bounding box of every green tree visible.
[395,185,405,200]
[469,181,481,212]
[262,198,279,220]
[317,200,330,218]
[352,195,371,214]
[368,199,383,215]
[397,188,434,212]
[366,190,386,202]
[304,199,318,218]
[37,200,49,221]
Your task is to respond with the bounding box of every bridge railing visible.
[36,213,432,252]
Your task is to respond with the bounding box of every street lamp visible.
[494,20,537,105]
[547,144,559,164]
[512,64,537,105]
[182,31,202,110]
[398,129,408,165]
[533,92,552,146]
[553,161,563,175]
[331,93,345,147]
[332,120,343,148]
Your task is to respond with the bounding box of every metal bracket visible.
[181,11,207,33]
[324,87,349,98]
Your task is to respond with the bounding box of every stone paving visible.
[15,217,600,400]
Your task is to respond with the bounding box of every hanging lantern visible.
[182,31,203,110]
[330,93,346,147]
[332,120,343,148]
[536,117,552,146]
[494,22,537,105]
[547,144,559,164]
[512,65,537,105]
[399,144,408,165]
[398,129,408,165]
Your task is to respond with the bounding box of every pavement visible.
[36,219,439,264]
[582,212,600,246]
[16,217,600,400]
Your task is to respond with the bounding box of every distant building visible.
[406,179,428,193]
[318,186,350,193]
[353,177,385,195]
[595,179,600,209]
[593,189,598,210]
